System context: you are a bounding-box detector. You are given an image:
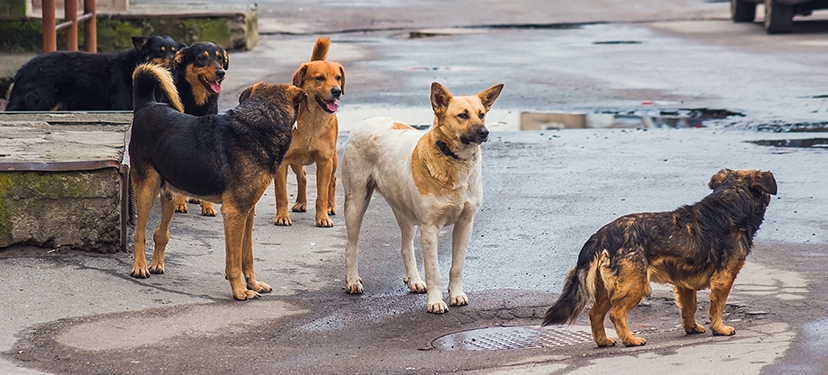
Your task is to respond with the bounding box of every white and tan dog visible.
[342,82,504,313]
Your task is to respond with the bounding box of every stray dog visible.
[342,82,504,313]
[128,63,306,300]
[542,169,777,347]
[274,37,343,227]
[6,35,183,111]
[167,42,229,216]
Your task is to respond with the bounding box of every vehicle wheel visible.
[764,0,794,33]
[731,0,756,22]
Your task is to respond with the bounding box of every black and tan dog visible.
[166,42,229,216]
[6,35,183,111]
[543,169,776,347]
[128,63,306,300]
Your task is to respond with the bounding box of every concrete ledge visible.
[0,113,131,252]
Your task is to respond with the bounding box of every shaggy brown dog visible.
[128,63,306,300]
[542,169,776,347]
[273,37,344,227]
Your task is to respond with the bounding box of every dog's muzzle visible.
[460,125,489,144]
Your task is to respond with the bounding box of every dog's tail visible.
[310,37,330,61]
[132,63,183,113]
[542,249,607,326]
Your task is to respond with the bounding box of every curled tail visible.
[132,63,183,112]
[310,37,330,61]
[542,250,606,326]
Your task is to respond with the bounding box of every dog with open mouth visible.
[167,42,229,216]
[273,37,344,227]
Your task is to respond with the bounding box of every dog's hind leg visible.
[394,211,425,294]
[343,172,373,294]
[314,158,335,227]
[708,259,745,336]
[589,278,617,347]
[199,201,217,216]
[327,153,338,216]
[241,206,271,293]
[173,193,189,213]
[607,254,648,346]
[221,203,260,300]
[448,215,474,306]
[148,191,176,274]
[290,164,308,213]
[421,224,448,314]
[674,286,705,334]
[130,170,161,279]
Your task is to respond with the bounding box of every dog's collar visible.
[436,140,462,160]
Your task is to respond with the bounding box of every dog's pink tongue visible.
[325,100,338,112]
[208,81,222,94]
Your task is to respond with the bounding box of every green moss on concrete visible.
[96,18,149,51]
[0,174,13,247]
[0,0,26,17]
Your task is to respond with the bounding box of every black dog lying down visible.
[543,169,776,347]
[128,63,307,300]
[6,35,183,111]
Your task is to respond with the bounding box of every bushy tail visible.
[132,63,183,112]
[311,37,330,61]
[542,251,605,326]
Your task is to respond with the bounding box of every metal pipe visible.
[42,0,57,53]
[65,0,78,51]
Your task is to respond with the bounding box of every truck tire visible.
[731,0,756,22]
[765,0,794,33]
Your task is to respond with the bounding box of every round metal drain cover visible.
[431,326,593,351]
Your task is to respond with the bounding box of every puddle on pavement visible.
[431,326,593,351]
[748,138,828,148]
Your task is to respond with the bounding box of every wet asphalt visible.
[3,0,828,374]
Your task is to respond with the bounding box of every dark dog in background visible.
[6,35,184,111]
[166,42,229,216]
[128,63,306,300]
[543,169,776,347]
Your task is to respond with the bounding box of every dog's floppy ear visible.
[222,49,229,70]
[708,168,733,190]
[292,64,309,88]
[478,83,504,112]
[754,171,777,195]
[239,83,260,103]
[289,85,309,113]
[430,82,452,118]
[338,64,346,95]
[172,49,186,70]
[132,36,149,51]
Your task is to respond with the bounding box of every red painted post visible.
[84,0,97,52]
[65,0,79,51]
[42,0,57,52]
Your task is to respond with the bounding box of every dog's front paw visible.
[404,277,427,293]
[427,301,449,314]
[450,293,468,307]
[130,267,151,279]
[684,323,706,334]
[346,277,364,294]
[711,325,736,336]
[316,216,334,228]
[328,206,336,215]
[595,337,616,347]
[291,201,307,212]
[622,336,647,347]
[274,215,292,226]
[188,198,201,204]
[247,280,272,293]
[148,262,165,275]
[174,202,189,213]
[200,202,217,216]
[233,289,261,301]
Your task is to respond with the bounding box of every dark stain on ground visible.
[748,138,828,148]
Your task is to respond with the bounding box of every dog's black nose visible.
[215,70,226,79]
[331,87,342,98]
[477,126,489,141]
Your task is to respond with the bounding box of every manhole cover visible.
[431,326,593,351]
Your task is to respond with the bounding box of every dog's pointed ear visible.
[173,49,185,70]
[430,82,452,117]
[478,83,504,112]
[239,83,259,103]
[222,50,229,70]
[132,36,149,51]
[708,168,733,190]
[755,171,777,195]
[292,64,309,88]
[339,64,346,95]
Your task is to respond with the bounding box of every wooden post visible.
[65,0,79,51]
[42,0,57,52]
[84,0,97,52]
